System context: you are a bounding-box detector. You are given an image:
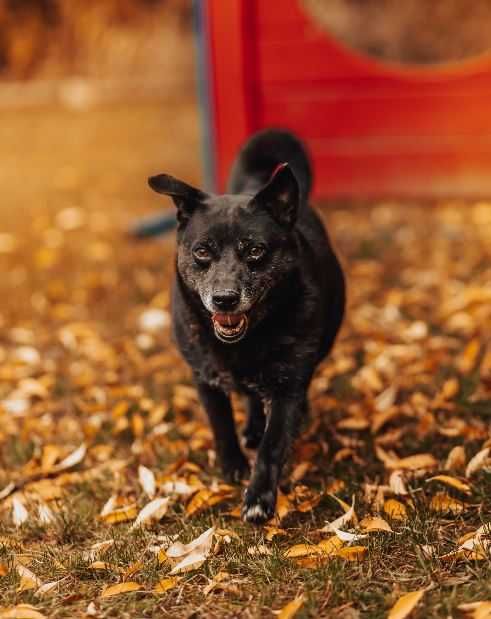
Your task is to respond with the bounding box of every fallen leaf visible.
[466,448,490,478]
[167,527,215,575]
[0,482,16,501]
[53,443,86,472]
[317,536,344,555]
[0,605,47,619]
[284,544,324,559]
[444,446,466,472]
[130,497,169,529]
[459,601,491,619]
[12,498,28,527]
[321,495,356,532]
[384,499,407,521]
[248,545,272,556]
[186,486,235,517]
[426,475,471,494]
[203,571,229,596]
[333,528,368,543]
[100,504,138,525]
[389,471,408,496]
[264,526,287,541]
[388,590,425,619]
[154,576,179,593]
[360,516,393,533]
[138,465,156,498]
[336,546,367,561]
[275,593,305,619]
[100,581,141,598]
[16,565,42,592]
[35,580,62,596]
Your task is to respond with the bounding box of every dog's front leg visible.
[197,382,250,483]
[242,393,306,524]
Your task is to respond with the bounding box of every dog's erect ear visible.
[250,163,299,228]
[148,174,208,226]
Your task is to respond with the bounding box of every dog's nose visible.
[212,290,240,311]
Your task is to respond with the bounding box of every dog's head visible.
[148,164,299,344]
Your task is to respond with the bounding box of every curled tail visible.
[132,128,312,239]
[227,128,313,204]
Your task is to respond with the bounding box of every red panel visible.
[204,0,491,198]
[205,0,259,191]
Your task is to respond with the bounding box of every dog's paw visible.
[221,452,250,484]
[242,488,276,524]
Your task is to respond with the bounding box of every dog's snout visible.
[212,290,240,311]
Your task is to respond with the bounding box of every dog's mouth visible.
[211,312,248,344]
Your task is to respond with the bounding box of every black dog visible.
[148,129,345,523]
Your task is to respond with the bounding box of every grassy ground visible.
[0,102,491,618]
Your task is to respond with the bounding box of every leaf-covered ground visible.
[0,103,491,619]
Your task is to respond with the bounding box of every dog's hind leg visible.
[242,394,306,524]
[242,394,266,449]
[197,383,250,483]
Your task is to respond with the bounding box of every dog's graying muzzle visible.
[212,289,240,312]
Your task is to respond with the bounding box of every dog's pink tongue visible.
[213,313,243,327]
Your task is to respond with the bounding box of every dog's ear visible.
[250,163,299,228]
[148,174,208,226]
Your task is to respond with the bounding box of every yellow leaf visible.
[459,601,491,619]
[186,487,235,517]
[444,446,466,472]
[0,605,47,619]
[100,581,141,598]
[317,535,344,555]
[388,590,425,619]
[429,492,464,514]
[264,526,287,541]
[426,475,471,494]
[384,499,407,521]
[154,577,179,593]
[100,504,138,524]
[395,454,438,471]
[275,593,305,619]
[275,489,294,522]
[336,546,367,561]
[284,544,324,559]
[360,516,393,533]
[457,339,480,374]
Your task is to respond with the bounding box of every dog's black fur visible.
[148,129,345,523]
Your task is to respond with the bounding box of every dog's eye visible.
[248,246,265,260]
[193,247,212,264]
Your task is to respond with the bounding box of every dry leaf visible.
[16,565,42,592]
[426,475,471,494]
[384,499,407,521]
[317,536,344,555]
[100,504,138,525]
[445,446,466,472]
[35,580,62,596]
[53,443,86,472]
[275,593,305,619]
[466,448,490,478]
[321,495,355,532]
[167,527,215,575]
[203,571,230,596]
[389,471,408,496]
[284,544,324,559]
[388,590,425,619]
[333,528,368,543]
[0,605,47,619]
[360,516,393,533]
[130,497,169,529]
[186,486,234,517]
[336,546,367,561]
[12,498,28,527]
[138,465,156,498]
[100,581,141,598]
[154,576,179,594]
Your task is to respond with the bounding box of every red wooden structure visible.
[198,0,491,198]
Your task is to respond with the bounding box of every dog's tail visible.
[227,128,313,204]
[131,128,312,239]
